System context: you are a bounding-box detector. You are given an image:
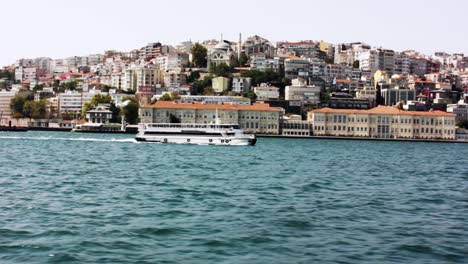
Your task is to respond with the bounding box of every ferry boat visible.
[135,123,256,146]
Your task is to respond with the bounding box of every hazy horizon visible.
[0,0,466,67]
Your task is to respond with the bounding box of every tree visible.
[192,76,213,95]
[190,43,207,68]
[239,53,249,66]
[353,60,360,69]
[203,87,215,95]
[324,56,334,64]
[121,97,139,124]
[10,92,47,119]
[243,90,257,101]
[209,63,233,77]
[187,71,201,83]
[159,93,173,101]
[456,120,468,129]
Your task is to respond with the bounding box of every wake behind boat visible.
[135,123,256,146]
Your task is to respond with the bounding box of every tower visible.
[238,33,242,61]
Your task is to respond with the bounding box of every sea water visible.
[0,131,466,263]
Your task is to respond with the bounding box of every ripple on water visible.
[0,132,466,264]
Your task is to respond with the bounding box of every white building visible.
[58,90,105,114]
[285,78,321,104]
[447,100,468,123]
[254,85,280,101]
[358,50,379,73]
[250,53,267,71]
[232,77,252,94]
[0,90,18,119]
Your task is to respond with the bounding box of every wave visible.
[0,135,136,143]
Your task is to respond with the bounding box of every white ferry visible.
[135,123,257,146]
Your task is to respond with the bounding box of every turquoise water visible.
[0,131,467,263]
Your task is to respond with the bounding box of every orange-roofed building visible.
[308,106,456,140]
[140,101,283,134]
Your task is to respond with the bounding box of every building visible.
[377,49,395,74]
[86,104,113,124]
[250,53,267,71]
[232,77,252,94]
[394,52,410,74]
[380,88,416,106]
[282,116,312,137]
[212,77,229,93]
[140,101,283,134]
[243,35,275,57]
[285,78,321,104]
[447,100,468,123]
[309,106,456,139]
[207,41,236,67]
[58,90,104,114]
[284,58,310,79]
[0,90,18,119]
[277,41,320,58]
[179,95,250,105]
[254,85,280,101]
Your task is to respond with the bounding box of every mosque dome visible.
[214,42,231,51]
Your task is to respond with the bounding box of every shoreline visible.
[257,134,467,144]
[3,126,467,144]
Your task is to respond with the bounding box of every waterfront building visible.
[281,115,312,137]
[86,104,113,124]
[140,101,283,134]
[309,106,456,140]
[0,90,18,119]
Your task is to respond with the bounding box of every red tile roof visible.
[144,101,282,112]
[311,105,454,117]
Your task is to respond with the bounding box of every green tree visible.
[81,94,118,120]
[239,53,249,66]
[209,63,233,77]
[159,93,173,101]
[9,92,34,118]
[59,81,78,92]
[187,71,201,83]
[192,76,213,95]
[190,43,207,68]
[203,87,215,95]
[353,60,360,69]
[456,120,468,129]
[243,90,257,101]
[121,97,139,124]
[32,84,45,92]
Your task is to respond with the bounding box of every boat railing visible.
[143,123,240,130]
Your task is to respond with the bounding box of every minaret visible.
[238,33,242,61]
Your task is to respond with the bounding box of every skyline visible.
[0,0,467,67]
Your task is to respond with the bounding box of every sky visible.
[0,0,466,67]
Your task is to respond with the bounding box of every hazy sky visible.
[0,0,466,67]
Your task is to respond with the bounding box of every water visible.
[0,131,466,264]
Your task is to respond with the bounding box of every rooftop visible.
[311,105,455,117]
[144,101,282,112]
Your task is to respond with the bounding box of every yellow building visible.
[140,101,283,134]
[212,77,230,93]
[309,106,456,140]
[319,41,334,57]
[374,70,390,89]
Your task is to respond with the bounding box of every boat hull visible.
[135,135,256,146]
